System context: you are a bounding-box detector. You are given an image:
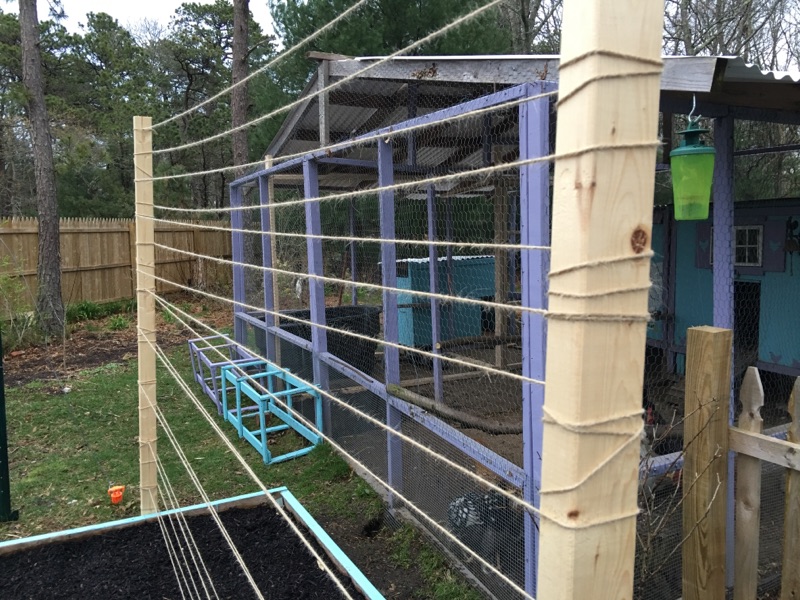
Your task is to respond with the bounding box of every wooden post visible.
[128,222,137,298]
[265,156,281,370]
[318,61,330,147]
[782,376,800,600]
[133,116,157,515]
[493,175,509,369]
[192,226,204,289]
[683,326,732,600]
[734,366,763,600]
[535,1,663,598]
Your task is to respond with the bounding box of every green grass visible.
[0,347,479,599]
[65,298,136,324]
[390,525,483,600]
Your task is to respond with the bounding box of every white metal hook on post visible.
[688,93,701,123]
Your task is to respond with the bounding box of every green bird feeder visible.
[670,120,716,220]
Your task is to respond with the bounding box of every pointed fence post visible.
[734,366,763,600]
[782,376,800,599]
[133,116,158,515]
[535,0,664,597]
[682,326,732,600]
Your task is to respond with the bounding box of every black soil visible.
[0,506,361,600]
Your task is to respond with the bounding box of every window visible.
[734,225,762,267]
[709,225,763,268]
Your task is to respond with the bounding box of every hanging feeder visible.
[670,120,716,221]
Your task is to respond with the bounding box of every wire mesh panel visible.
[222,81,555,600]
[142,30,800,598]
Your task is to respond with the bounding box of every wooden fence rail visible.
[0,217,231,314]
[683,325,800,600]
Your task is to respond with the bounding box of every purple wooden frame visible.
[426,184,444,403]
[519,81,554,596]
[230,82,552,591]
[259,175,277,364]
[188,335,257,414]
[378,139,403,506]
[712,116,736,587]
[303,159,332,434]
[230,185,247,344]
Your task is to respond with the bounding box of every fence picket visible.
[734,366,764,600]
[782,377,800,600]
[0,218,231,315]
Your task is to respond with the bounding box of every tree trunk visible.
[232,0,249,177]
[19,0,64,337]
[233,0,260,303]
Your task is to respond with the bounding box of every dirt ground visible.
[2,295,232,388]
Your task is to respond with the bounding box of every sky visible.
[32,0,274,35]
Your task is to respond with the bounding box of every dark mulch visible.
[0,506,362,600]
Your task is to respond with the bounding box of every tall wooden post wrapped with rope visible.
[536,0,664,597]
[134,116,158,515]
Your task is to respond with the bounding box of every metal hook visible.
[688,94,700,123]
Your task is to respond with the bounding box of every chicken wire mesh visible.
[637,196,800,599]
[223,81,549,600]
[146,63,800,600]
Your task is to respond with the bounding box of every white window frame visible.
[709,225,764,268]
[734,225,763,267]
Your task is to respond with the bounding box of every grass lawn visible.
[0,339,481,600]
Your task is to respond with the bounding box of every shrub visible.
[107,315,130,331]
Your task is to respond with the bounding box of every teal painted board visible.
[673,221,713,348]
[397,256,495,348]
[647,221,665,342]
[758,216,800,370]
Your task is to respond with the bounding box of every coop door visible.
[734,281,761,368]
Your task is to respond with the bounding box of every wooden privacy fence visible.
[682,326,800,600]
[0,218,232,312]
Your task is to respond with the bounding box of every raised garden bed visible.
[0,490,382,600]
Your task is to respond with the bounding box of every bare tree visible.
[18,0,63,337]
[663,0,797,67]
[498,0,563,53]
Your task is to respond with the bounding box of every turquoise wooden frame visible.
[221,360,323,464]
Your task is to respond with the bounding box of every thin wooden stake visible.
[535,0,663,597]
[781,376,800,600]
[683,326,732,600]
[734,366,763,600]
[265,155,281,373]
[134,116,158,515]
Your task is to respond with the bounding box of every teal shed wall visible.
[667,207,800,375]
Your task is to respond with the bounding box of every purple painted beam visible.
[426,185,443,404]
[712,115,736,588]
[407,82,418,167]
[259,175,277,363]
[230,185,247,346]
[444,196,455,340]
[378,139,402,505]
[303,159,330,399]
[665,208,678,371]
[519,82,554,597]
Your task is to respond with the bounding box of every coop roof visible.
[263,54,800,194]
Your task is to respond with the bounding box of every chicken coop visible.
[220,55,800,599]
